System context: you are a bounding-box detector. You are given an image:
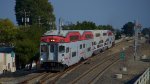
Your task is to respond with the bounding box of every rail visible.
[134,68,150,84]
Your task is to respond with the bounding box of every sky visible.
[0,0,150,29]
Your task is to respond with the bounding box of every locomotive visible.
[40,30,115,71]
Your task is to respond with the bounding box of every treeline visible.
[62,21,114,31]
[142,27,150,38]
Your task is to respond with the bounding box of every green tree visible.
[142,28,150,36]
[15,39,37,69]
[0,18,14,28]
[63,21,99,30]
[121,22,134,36]
[14,26,45,70]
[115,29,121,40]
[141,28,150,39]
[15,0,55,29]
[97,25,114,31]
[0,19,17,44]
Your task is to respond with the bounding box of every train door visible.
[40,43,49,62]
[108,37,112,48]
[69,42,78,66]
[58,44,65,62]
[78,41,85,61]
[48,44,58,61]
[63,44,70,66]
[85,40,93,58]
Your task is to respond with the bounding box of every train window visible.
[59,45,65,53]
[99,40,103,44]
[41,45,47,52]
[87,47,91,52]
[70,35,79,41]
[97,45,99,48]
[92,42,94,46]
[100,44,103,47]
[8,63,10,69]
[95,33,100,37]
[66,47,69,53]
[85,34,92,39]
[83,44,85,48]
[106,39,109,41]
[50,45,54,52]
[94,42,96,45]
[99,41,101,44]
[80,44,82,49]
[13,62,15,67]
[103,33,107,36]
[72,52,76,57]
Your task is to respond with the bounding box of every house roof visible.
[0,47,14,53]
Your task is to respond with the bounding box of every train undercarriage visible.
[41,62,68,72]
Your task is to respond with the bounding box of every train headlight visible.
[40,58,43,61]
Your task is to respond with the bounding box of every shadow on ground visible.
[125,72,143,84]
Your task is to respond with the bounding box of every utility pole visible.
[134,20,142,60]
[49,18,53,30]
[38,16,41,27]
[21,9,30,27]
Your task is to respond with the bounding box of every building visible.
[0,47,16,74]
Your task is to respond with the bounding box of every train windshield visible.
[59,45,65,53]
[41,45,48,53]
[40,45,49,61]
[50,45,54,52]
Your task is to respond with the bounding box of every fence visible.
[134,68,150,84]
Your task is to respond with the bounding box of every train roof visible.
[44,30,93,37]
[43,30,113,37]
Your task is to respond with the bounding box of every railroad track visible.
[69,53,120,84]
[19,72,47,84]
[36,72,56,84]
[18,60,89,84]
[43,60,89,84]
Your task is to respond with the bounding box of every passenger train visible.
[40,30,115,71]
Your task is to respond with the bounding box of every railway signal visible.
[120,51,125,60]
[119,48,127,72]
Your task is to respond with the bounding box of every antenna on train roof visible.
[58,17,64,35]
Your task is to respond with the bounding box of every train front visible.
[40,34,66,71]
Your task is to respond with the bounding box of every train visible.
[40,30,115,71]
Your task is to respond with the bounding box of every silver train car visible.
[40,30,115,71]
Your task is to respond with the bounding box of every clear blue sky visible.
[0,0,150,29]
